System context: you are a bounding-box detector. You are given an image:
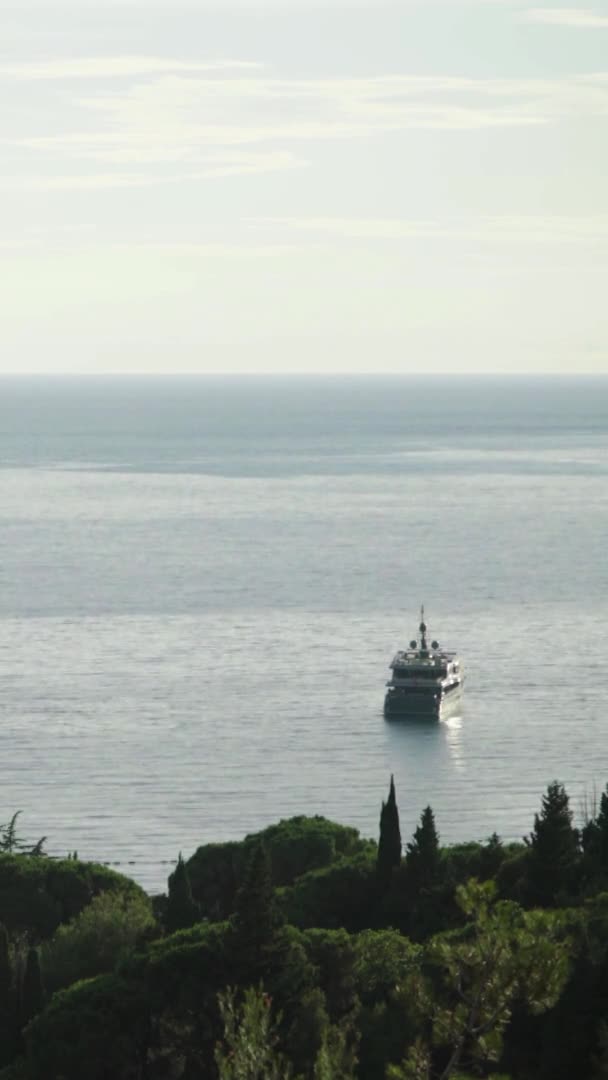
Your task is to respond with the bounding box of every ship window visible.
[397,667,438,679]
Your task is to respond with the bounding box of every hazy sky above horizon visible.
[2,0,607,374]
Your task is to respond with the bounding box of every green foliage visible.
[406,806,439,886]
[0,923,10,1010]
[313,1019,358,1080]
[352,930,420,1004]
[0,816,45,858]
[21,949,44,1026]
[2,791,605,1080]
[582,785,608,876]
[0,921,17,1068]
[145,918,231,1005]
[183,840,241,921]
[352,931,421,1080]
[187,816,370,921]
[24,974,149,1080]
[302,929,357,1020]
[166,853,200,933]
[510,895,608,1080]
[41,890,156,995]
[141,918,232,1071]
[494,847,531,904]
[279,851,376,932]
[441,835,511,887]
[233,842,284,968]
[389,878,573,1080]
[526,780,580,905]
[377,777,402,887]
[0,853,146,940]
[252,818,367,888]
[215,985,293,1080]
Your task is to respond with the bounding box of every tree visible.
[388,879,573,1080]
[233,842,283,957]
[377,777,402,887]
[0,813,46,857]
[24,973,149,1080]
[166,853,200,934]
[406,807,439,886]
[41,890,156,994]
[21,947,45,1026]
[526,781,580,904]
[582,785,608,872]
[0,921,17,1066]
[313,1020,358,1080]
[0,922,11,1012]
[215,986,293,1080]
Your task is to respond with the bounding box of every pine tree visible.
[166,853,200,933]
[527,780,580,904]
[21,947,44,1026]
[388,879,572,1080]
[406,806,439,885]
[215,986,293,1080]
[377,775,402,886]
[0,812,45,856]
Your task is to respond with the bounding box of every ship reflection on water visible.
[442,714,465,772]
[383,709,466,776]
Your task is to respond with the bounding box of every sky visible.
[1,0,607,374]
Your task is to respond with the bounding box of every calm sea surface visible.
[1,376,608,891]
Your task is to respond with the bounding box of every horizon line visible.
[1,370,608,379]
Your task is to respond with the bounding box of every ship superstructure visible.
[384,607,463,718]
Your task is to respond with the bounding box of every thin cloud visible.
[4,0,527,8]
[522,8,608,28]
[251,217,447,238]
[0,57,262,81]
[12,70,606,167]
[112,241,306,257]
[0,151,306,190]
[5,69,608,189]
[251,215,608,245]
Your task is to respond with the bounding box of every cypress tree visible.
[166,853,200,933]
[406,805,440,885]
[377,775,402,886]
[233,841,283,960]
[21,947,44,1026]
[527,780,580,904]
[582,785,608,871]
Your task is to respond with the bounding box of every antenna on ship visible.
[419,604,428,654]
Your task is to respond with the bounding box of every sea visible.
[1,375,607,892]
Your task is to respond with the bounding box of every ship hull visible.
[384,682,462,720]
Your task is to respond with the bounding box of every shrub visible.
[41,891,156,994]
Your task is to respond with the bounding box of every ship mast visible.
[419,604,428,655]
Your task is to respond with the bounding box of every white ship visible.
[384,607,463,719]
